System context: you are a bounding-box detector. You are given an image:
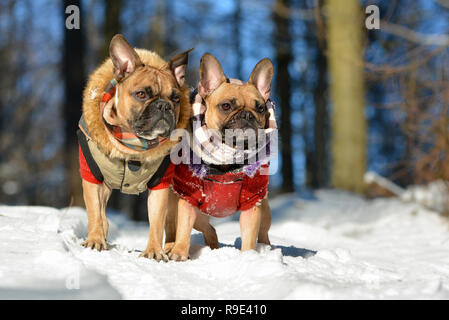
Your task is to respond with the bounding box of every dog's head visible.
[102,34,191,141]
[197,53,274,141]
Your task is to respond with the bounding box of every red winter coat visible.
[172,163,269,217]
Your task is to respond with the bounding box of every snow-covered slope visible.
[1,190,449,299]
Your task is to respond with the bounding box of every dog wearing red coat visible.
[165,53,275,261]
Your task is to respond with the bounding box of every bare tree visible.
[149,0,166,57]
[305,1,328,189]
[274,0,294,193]
[233,0,242,80]
[62,0,86,205]
[100,0,123,61]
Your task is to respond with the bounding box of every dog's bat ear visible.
[168,48,193,87]
[109,34,143,81]
[248,58,274,102]
[198,53,227,98]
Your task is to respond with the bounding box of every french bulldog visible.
[166,53,275,261]
[79,34,192,261]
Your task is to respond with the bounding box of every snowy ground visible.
[1,189,449,299]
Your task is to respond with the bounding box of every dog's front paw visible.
[140,247,168,262]
[163,242,175,254]
[82,237,108,251]
[168,245,189,262]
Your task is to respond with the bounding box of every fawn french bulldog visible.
[78,34,192,261]
[166,53,275,261]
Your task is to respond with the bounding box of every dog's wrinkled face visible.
[119,66,181,140]
[103,34,191,140]
[205,83,267,133]
[198,53,274,144]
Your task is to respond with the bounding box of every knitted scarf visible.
[100,79,165,152]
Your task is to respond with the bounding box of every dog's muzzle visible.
[132,99,176,139]
[221,110,264,146]
[223,110,263,132]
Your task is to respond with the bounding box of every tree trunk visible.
[305,12,328,189]
[150,0,166,57]
[100,0,122,61]
[273,0,294,193]
[233,0,242,80]
[62,0,86,206]
[326,0,366,193]
[311,41,328,188]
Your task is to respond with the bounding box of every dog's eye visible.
[134,91,147,100]
[171,95,181,104]
[221,103,231,111]
[256,101,266,113]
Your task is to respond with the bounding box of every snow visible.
[1,189,449,299]
[400,180,449,214]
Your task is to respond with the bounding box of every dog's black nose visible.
[239,110,254,121]
[154,99,171,112]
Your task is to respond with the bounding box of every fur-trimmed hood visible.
[81,49,191,162]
